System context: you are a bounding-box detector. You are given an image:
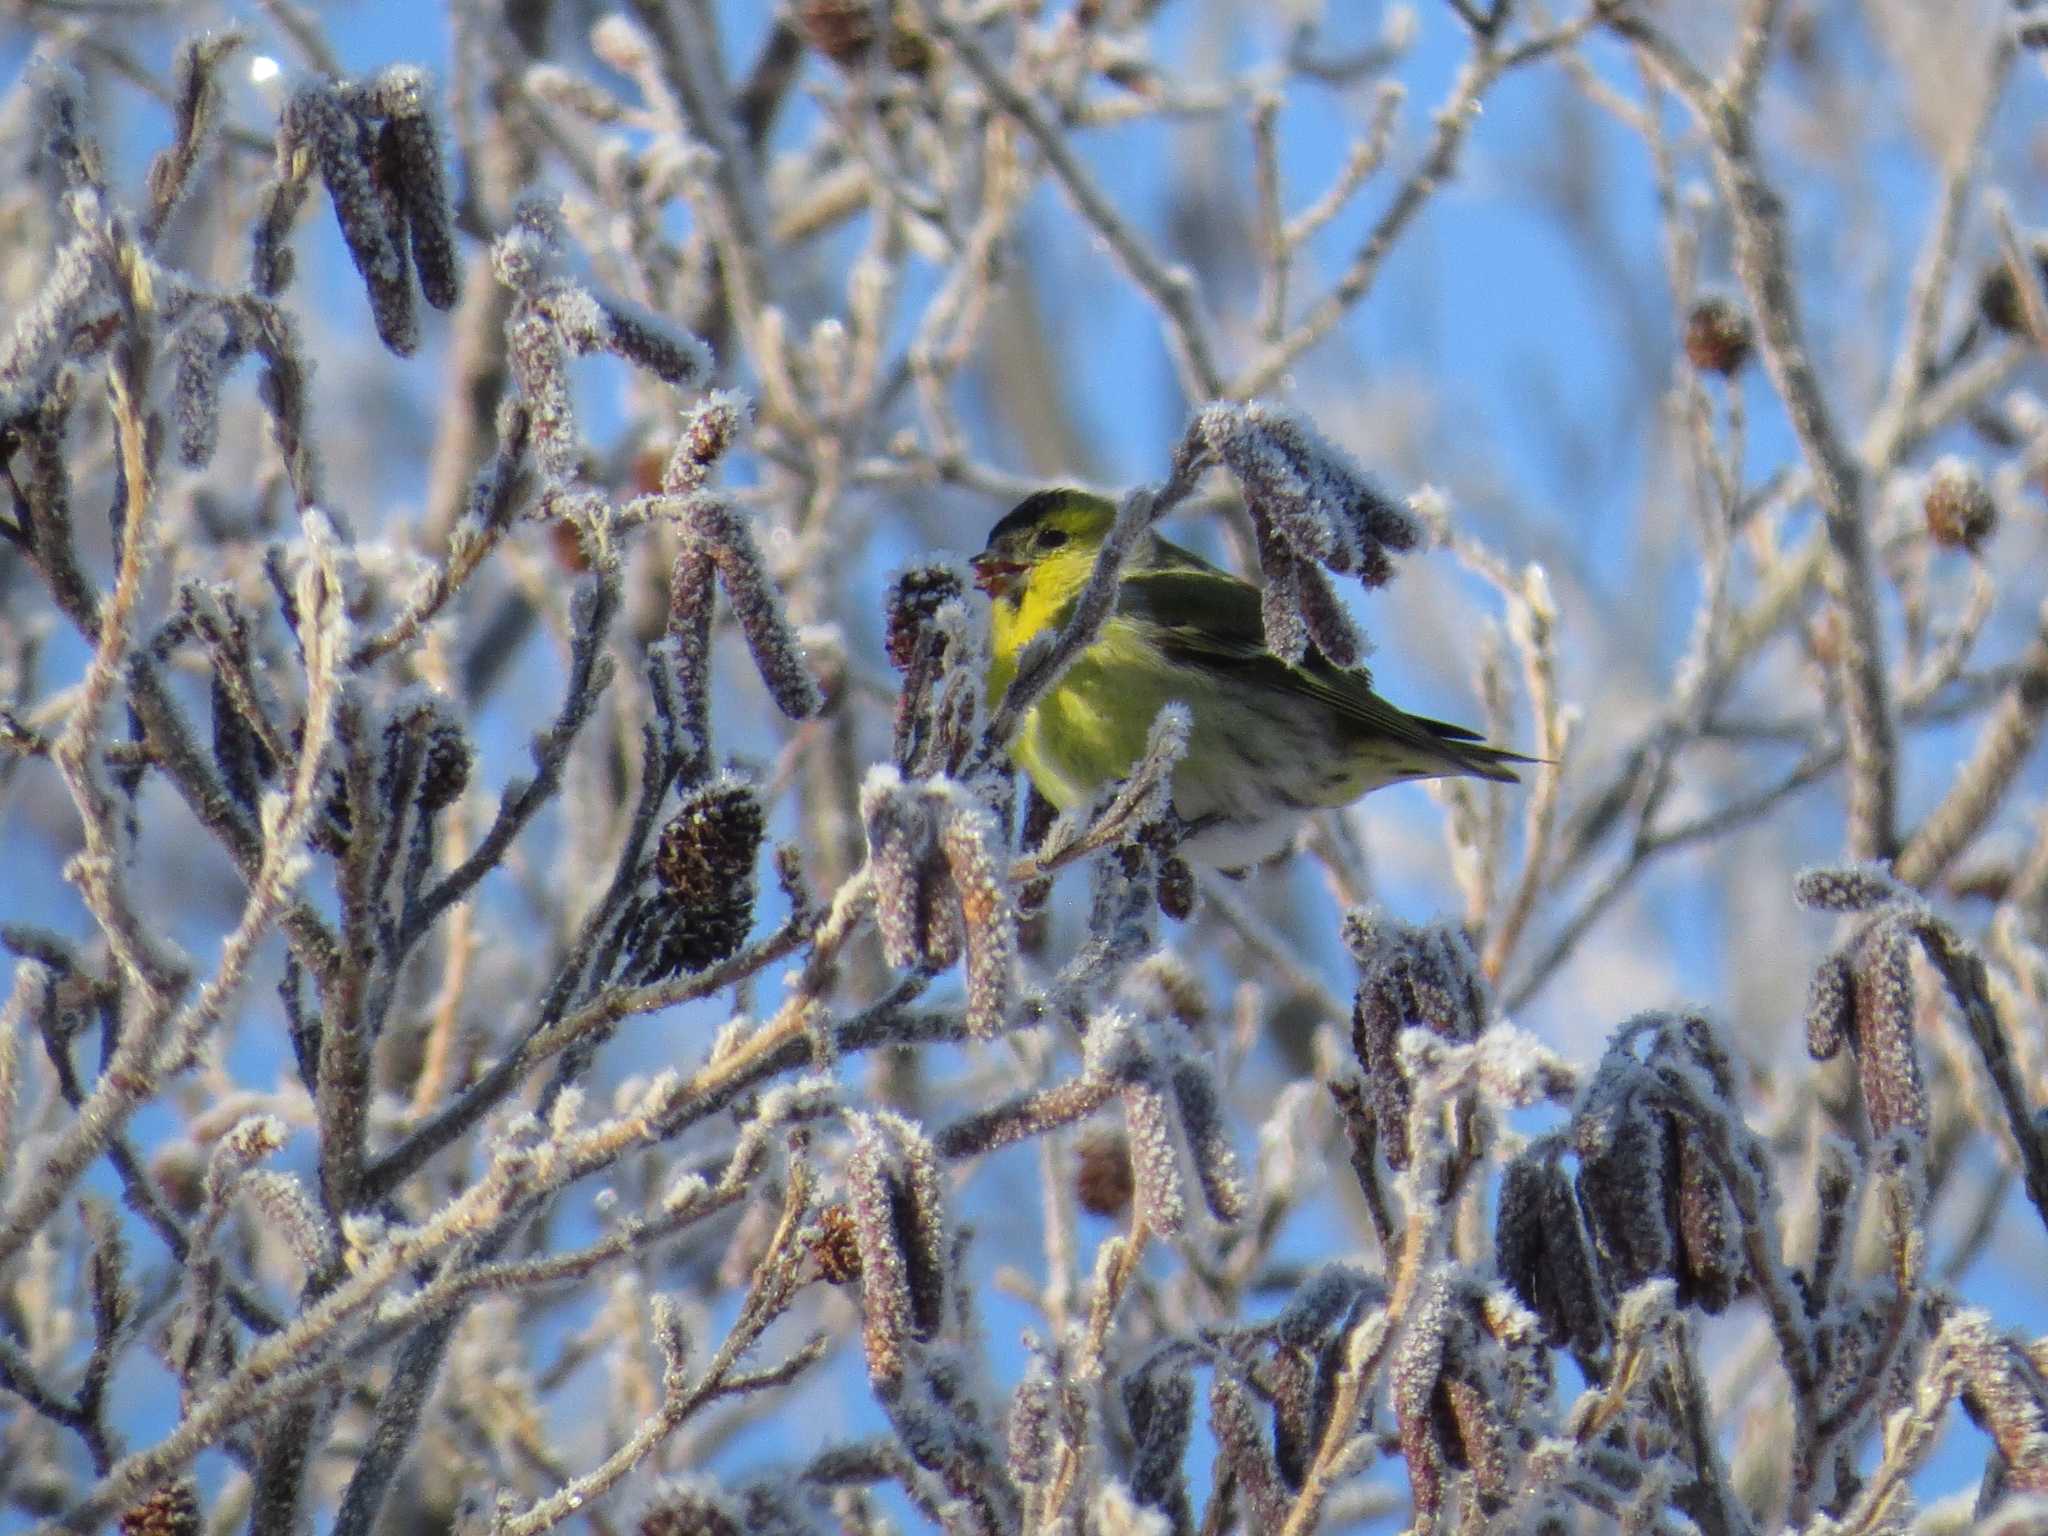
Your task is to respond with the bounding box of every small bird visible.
[972,488,1532,869]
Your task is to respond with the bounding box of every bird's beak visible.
[972,555,1022,598]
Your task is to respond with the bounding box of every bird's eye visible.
[1036,528,1069,550]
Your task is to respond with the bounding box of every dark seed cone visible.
[417,716,472,812]
[1847,926,1929,1141]
[813,1202,863,1284]
[1123,1364,1196,1531]
[1924,461,1996,552]
[884,564,966,671]
[1155,855,1195,922]
[1977,245,2048,336]
[119,1483,200,1536]
[619,781,766,983]
[796,0,933,73]
[1074,1128,1135,1217]
[1684,295,1753,376]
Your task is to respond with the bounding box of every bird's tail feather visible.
[1414,715,1540,785]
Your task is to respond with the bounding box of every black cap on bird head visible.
[972,488,1115,597]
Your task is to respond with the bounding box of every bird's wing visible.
[1115,564,1517,770]
[1116,563,1369,700]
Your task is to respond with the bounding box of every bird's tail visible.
[1412,714,1541,785]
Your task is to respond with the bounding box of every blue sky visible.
[5,0,2048,1528]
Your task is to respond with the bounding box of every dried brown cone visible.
[812,1202,863,1284]
[151,1141,205,1217]
[1684,294,1753,376]
[549,516,592,573]
[885,564,966,671]
[648,780,766,973]
[119,1483,200,1536]
[417,715,471,813]
[796,0,933,73]
[1924,458,1997,552]
[1977,243,2048,336]
[1155,854,1195,921]
[1074,1128,1135,1217]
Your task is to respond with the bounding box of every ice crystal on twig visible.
[494,202,713,481]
